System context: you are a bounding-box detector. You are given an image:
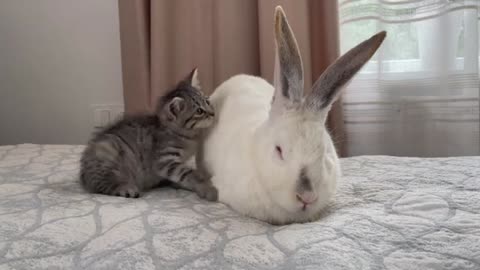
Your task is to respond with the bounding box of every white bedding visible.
[0,144,479,269]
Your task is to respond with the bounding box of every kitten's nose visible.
[296,191,318,205]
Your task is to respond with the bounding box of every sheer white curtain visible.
[339,0,479,157]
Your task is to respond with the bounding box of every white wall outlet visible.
[111,107,124,122]
[94,109,110,127]
[91,104,124,128]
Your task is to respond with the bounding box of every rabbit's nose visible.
[296,191,318,205]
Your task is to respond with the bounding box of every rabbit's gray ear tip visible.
[274,6,286,18]
[274,6,287,32]
[369,31,387,47]
[376,31,387,41]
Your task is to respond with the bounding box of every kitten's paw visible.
[114,186,140,198]
[197,184,218,202]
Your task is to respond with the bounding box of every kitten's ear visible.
[165,97,185,121]
[184,68,201,89]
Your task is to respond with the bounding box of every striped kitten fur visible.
[80,68,217,200]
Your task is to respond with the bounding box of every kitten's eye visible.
[196,108,205,115]
[275,145,284,160]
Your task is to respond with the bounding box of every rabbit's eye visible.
[275,145,283,160]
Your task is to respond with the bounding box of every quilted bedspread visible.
[0,144,479,270]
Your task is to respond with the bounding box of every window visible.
[339,0,479,74]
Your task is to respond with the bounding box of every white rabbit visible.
[198,6,386,224]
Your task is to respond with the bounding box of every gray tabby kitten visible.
[80,68,217,201]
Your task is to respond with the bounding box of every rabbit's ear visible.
[271,6,304,113]
[305,31,386,112]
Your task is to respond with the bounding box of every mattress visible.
[0,144,479,270]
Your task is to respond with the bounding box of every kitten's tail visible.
[80,140,121,195]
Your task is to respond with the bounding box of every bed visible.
[0,144,479,269]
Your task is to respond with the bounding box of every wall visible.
[0,0,123,145]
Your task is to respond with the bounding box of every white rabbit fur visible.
[199,7,386,225]
[200,75,339,224]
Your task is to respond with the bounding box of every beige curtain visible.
[118,0,346,156]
